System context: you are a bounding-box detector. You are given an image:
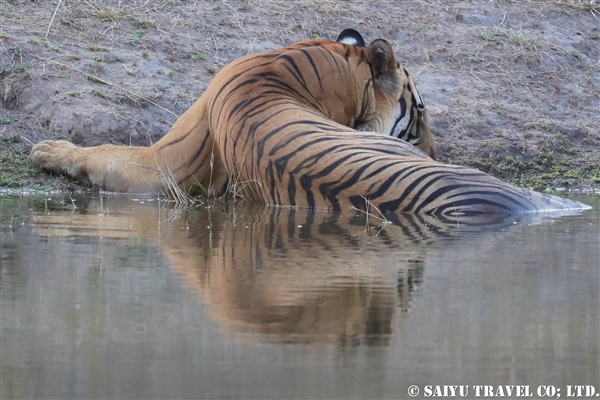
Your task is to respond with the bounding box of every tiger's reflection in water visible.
[31,196,576,347]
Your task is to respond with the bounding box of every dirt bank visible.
[1,0,599,193]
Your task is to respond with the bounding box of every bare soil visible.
[1,0,599,193]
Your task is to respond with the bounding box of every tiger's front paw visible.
[30,140,84,178]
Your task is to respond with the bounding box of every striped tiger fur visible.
[30,29,590,216]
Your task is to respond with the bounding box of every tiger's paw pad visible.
[30,140,79,175]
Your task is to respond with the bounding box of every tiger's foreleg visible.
[31,141,163,193]
[30,97,228,195]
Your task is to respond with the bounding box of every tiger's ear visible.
[366,39,398,81]
[336,29,366,47]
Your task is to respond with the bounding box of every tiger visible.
[30,29,590,216]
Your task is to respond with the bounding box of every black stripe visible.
[286,209,296,240]
[354,79,373,128]
[267,161,276,203]
[158,118,203,149]
[209,58,277,116]
[390,97,407,138]
[278,54,308,89]
[434,198,514,216]
[318,162,373,209]
[299,48,323,90]
[184,131,210,169]
[440,189,532,212]
[270,130,338,157]
[401,172,458,212]
[261,79,322,111]
[257,120,339,164]
[178,145,215,185]
[299,174,316,208]
[319,46,343,76]
[244,108,306,154]
[211,65,262,106]
[230,95,284,130]
[373,166,443,213]
[362,163,399,180]
[292,143,349,174]
[288,172,296,206]
[318,170,353,211]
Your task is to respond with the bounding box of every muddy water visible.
[1,194,598,399]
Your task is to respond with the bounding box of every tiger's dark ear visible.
[366,39,398,81]
[336,29,365,47]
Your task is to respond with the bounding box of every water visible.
[1,194,598,399]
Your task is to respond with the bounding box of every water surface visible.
[1,194,598,399]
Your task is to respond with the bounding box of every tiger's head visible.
[337,29,437,160]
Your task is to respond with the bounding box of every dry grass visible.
[352,196,392,233]
[158,166,200,207]
[29,54,178,118]
[553,0,600,13]
[221,178,263,201]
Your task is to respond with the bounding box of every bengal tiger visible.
[30,29,590,216]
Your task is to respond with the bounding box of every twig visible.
[351,196,392,227]
[470,70,491,88]
[31,54,179,118]
[553,0,600,12]
[45,0,64,39]
[497,12,507,27]
[67,192,77,210]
